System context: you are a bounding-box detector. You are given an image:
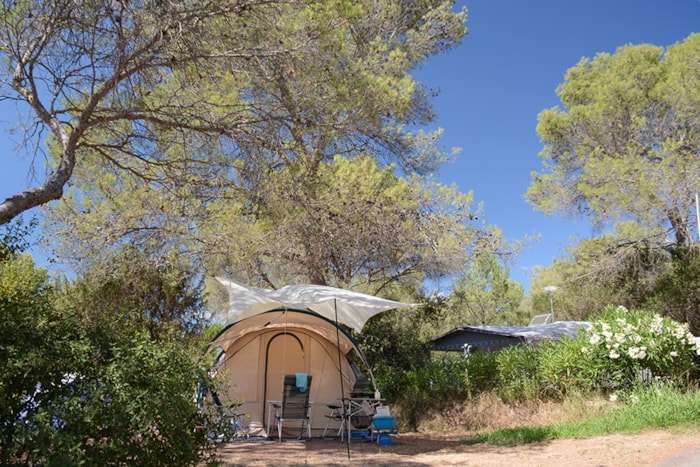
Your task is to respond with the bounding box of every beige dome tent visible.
[206,279,414,437]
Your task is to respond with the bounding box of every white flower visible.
[581,346,589,354]
[589,334,602,345]
[616,305,628,313]
[650,315,664,334]
[673,325,686,340]
[610,394,618,402]
[670,351,679,357]
[609,350,620,359]
[630,395,639,404]
[614,333,626,344]
[616,318,627,326]
[628,346,647,360]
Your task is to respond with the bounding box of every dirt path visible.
[215,429,700,466]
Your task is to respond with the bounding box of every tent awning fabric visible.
[217,278,416,332]
[208,309,359,356]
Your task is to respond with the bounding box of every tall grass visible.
[466,387,700,445]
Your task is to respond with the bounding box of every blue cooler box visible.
[372,415,395,430]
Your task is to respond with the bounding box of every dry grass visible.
[412,392,617,434]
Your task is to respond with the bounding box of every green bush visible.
[577,305,699,391]
[463,350,498,395]
[0,251,215,465]
[536,337,588,398]
[495,344,541,402]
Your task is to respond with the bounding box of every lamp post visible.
[544,285,557,322]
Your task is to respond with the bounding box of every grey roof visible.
[432,321,591,349]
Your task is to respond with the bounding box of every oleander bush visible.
[576,305,700,393]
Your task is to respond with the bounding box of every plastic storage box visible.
[378,433,393,446]
[372,415,395,430]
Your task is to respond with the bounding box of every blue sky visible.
[1,1,699,292]
[416,0,700,292]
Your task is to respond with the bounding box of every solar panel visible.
[528,314,553,326]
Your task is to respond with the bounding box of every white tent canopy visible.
[217,278,416,331]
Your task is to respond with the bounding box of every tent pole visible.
[334,298,351,458]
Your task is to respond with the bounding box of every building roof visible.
[432,321,591,352]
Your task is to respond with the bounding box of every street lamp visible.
[544,285,557,322]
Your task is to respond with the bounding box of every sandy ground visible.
[214,429,700,466]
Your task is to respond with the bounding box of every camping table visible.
[341,397,384,442]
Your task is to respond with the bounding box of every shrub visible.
[578,305,699,392]
[463,350,499,395]
[536,336,588,398]
[0,252,216,465]
[495,344,541,402]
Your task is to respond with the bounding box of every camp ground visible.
[204,279,413,438]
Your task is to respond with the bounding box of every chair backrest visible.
[281,374,312,419]
[350,378,372,399]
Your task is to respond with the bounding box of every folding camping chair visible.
[350,378,373,399]
[195,387,248,442]
[321,403,346,439]
[322,378,378,441]
[272,374,313,441]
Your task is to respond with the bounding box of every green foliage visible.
[55,246,207,338]
[0,216,36,261]
[39,0,474,293]
[447,254,526,328]
[491,306,700,400]
[0,251,216,465]
[494,344,541,402]
[463,351,499,395]
[31,0,498,304]
[529,34,700,248]
[536,337,588,398]
[528,228,673,322]
[361,304,437,376]
[376,305,700,432]
[203,155,485,288]
[0,255,55,465]
[376,350,502,430]
[377,355,470,430]
[13,327,210,466]
[646,248,700,335]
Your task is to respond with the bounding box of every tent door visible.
[263,332,305,424]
